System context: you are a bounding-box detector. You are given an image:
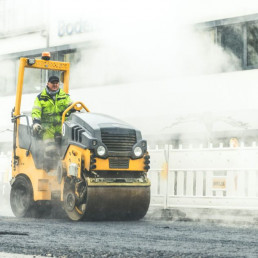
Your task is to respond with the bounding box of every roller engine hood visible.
[69,112,139,133]
[61,112,145,158]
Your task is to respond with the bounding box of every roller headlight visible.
[134,146,143,157]
[97,146,106,156]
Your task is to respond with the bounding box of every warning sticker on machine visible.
[212,177,226,189]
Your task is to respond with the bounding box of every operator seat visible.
[18,124,60,170]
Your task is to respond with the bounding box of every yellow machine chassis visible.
[12,145,150,202]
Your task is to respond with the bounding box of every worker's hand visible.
[65,108,77,117]
[67,103,79,114]
[33,123,42,135]
[70,108,77,113]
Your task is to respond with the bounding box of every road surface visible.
[1,212,258,258]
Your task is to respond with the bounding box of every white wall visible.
[1,69,258,144]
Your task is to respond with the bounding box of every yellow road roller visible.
[10,54,150,221]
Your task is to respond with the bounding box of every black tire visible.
[63,189,86,221]
[10,176,33,218]
[63,181,87,221]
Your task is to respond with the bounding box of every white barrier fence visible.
[148,144,258,210]
[0,152,11,198]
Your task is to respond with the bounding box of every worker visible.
[31,75,73,141]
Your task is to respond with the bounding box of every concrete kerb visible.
[144,206,258,225]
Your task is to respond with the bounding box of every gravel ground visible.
[0,253,45,258]
[1,214,258,258]
[2,192,258,257]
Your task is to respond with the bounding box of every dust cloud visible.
[0,0,250,139]
[50,0,247,144]
[65,2,242,87]
[0,152,12,217]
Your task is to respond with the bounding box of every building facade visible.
[1,3,258,151]
[0,0,101,96]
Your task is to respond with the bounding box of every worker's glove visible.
[65,107,77,117]
[33,123,42,135]
[70,107,77,113]
[68,103,77,115]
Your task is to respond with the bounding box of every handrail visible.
[62,101,90,125]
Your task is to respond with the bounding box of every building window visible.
[22,55,47,94]
[247,22,258,66]
[218,24,243,68]
[63,50,81,65]
[205,28,217,44]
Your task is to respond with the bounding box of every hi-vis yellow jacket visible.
[31,88,72,140]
